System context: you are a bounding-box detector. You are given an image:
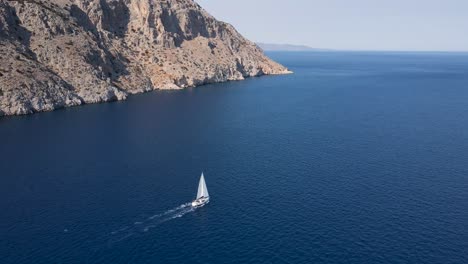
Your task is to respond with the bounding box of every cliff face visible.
[0,0,290,116]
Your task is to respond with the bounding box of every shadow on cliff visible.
[1,3,34,58]
[69,3,130,85]
[99,0,130,38]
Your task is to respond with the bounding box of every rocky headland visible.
[0,0,290,116]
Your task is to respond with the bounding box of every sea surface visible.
[1,51,468,264]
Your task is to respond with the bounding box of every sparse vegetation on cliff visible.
[0,0,290,116]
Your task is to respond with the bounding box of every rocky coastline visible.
[0,0,290,116]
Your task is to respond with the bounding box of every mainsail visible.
[196,173,209,199]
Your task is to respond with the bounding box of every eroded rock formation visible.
[0,0,290,116]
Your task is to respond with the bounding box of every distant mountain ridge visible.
[257,43,330,51]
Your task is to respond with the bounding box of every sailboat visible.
[191,172,210,207]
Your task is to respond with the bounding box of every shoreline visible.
[0,70,292,118]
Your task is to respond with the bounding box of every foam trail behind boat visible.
[108,202,195,245]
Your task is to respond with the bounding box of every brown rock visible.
[0,0,291,116]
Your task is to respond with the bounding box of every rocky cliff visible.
[0,0,290,116]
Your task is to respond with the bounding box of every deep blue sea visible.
[1,51,468,264]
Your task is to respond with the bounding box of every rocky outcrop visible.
[0,0,290,116]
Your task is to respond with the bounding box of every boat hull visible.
[191,197,209,207]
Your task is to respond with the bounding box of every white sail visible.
[196,173,209,199]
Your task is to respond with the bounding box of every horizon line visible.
[255,42,468,53]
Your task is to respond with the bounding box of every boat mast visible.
[197,173,209,199]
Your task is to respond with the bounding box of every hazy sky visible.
[197,0,468,51]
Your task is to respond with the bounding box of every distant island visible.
[257,43,331,52]
[0,0,291,116]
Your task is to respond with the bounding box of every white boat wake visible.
[108,202,195,245]
[107,173,210,246]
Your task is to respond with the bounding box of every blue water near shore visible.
[1,51,468,263]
